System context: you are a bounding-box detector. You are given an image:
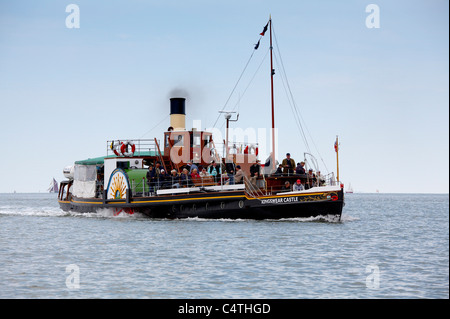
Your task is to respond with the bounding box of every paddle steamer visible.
[58,18,345,220]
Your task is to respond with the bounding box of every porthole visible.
[239,200,244,208]
[220,202,225,209]
[192,204,196,211]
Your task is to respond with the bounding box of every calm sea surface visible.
[0,193,448,299]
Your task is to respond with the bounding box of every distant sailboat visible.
[346,183,354,193]
[48,178,59,193]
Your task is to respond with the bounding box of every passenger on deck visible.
[184,161,192,172]
[249,160,261,188]
[159,169,169,188]
[296,162,306,175]
[316,171,325,186]
[281,181,291,192]
[146,164,155,192]
[235,165,244,184]
[199,167,210,178]
[155,162,161,177]
[208,161,221,183]
[293,179,304,191]
[180,168,192,187]
[250,160,261,178]
[273,164,283,176]
[191,168,200,179]
[188,160,198,173]
[154,162,162,189]
[225,156,236,185]
[282,153,295,175]
[170,169,180,188]
[307,169,316,188]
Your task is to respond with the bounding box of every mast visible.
[269,16,276,171]
[335,136,340,182]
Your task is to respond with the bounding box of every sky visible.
[0,0,448,193]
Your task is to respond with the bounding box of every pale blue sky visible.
[0,0,448,193]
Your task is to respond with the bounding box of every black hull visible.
[59,188,344,220]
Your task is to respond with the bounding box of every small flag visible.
[254,39,260,50]
[334,140,338,152]
[260,22,269,36]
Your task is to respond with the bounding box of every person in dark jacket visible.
[249,161,261,177]
[281,181,291,192]
[180,168,192,187]
[146,165,156,192]
[296,161,306,175]
[273,164,283,176]
[225,156,236,185]
[170,169,180,188]
[282,153,295,175]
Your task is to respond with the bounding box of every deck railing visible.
[106,139,160,157]
[126,171,337,198]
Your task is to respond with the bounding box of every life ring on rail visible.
[110,141,121,156]
[120,141,136,157]
[246,144,258,156]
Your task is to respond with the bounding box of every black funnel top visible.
[170,98,186,115]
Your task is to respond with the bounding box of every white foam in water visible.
[0,206,69,217]
[93,208,146,219]
[339,213,359,222]
[0,205,144,219]
[0,205,355,223]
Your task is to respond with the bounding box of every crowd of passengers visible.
[145,152,325,192]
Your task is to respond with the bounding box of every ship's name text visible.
[260,197,299,205]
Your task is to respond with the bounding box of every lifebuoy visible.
[110,141,121,156]
[120,141,136,157]
[243,144,258,156]
[249,144,258,156]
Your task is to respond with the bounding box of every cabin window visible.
[165,134,170,148]
[74,164,97,182]
[174,135,183,146]
[117,161,130,170]
[203,135,211,148]
[193,135,201,147]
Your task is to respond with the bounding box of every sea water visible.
[0,193,448,299]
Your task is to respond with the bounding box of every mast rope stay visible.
[140,114,170,139]
[211,47,258,129]
[271,23,330,173]
[218,47,270,131]
[212,21,270,130]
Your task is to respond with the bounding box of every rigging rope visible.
[211,46,259,129]
[272,23,330,173]
[219,47,270,131]
[140,114,170,139]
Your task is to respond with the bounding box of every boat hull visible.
[59,188,344,220]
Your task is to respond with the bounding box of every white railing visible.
[106,139,160,157]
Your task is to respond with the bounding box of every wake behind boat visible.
[58,18,345,220]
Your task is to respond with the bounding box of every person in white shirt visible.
[293,179,304,191]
